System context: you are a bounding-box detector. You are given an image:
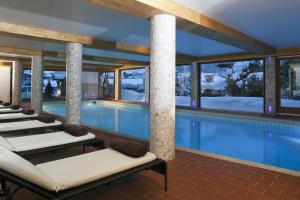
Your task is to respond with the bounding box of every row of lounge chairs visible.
[0,102,167,200]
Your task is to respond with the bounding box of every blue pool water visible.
[43,101,300,172]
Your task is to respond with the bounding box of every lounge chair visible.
[0,113,38,123]
[0,105,10,109]
[0,120,63,136]
[0,108,22,114]
[0,131,104,156]
[0,146,167,200]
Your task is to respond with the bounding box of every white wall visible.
[0,66,11,102]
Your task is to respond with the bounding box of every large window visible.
[200,60,264,113]
[22,70,102,101]
[279,57,300,112]
[121,68,145,102]
[99,71,115,99]
[22,70,66,100]
[176,65,191,106]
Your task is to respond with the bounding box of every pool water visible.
[43,101,300,172]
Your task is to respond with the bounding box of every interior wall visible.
[0,65,11,103]
[82,71,98,100]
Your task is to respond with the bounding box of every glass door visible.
[278,57,300,114]
[99,71,115,99]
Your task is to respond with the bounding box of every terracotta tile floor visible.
[3,127,300,200]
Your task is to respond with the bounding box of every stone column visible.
[264,56,276,115]
[114,69,120,100]
[150,14,176,161]
[31,55,43,114]
[66,43,82,124]
[144,66,150,103]
[12,60,22,105]
[191,62,200,109]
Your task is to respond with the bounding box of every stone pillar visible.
[150,14,176,161]
[12,61,22,105]
[144,66,150,103]
[66,43,82,124]
[191,62,200,109]
[114,69,120,100]
[31,55,43,114]
[265,56,276,115]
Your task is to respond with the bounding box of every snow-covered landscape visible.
[121,69,145,102]
[21,61,300,112]
[200,60,264,112]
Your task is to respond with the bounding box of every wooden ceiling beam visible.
[22,60,116,71]
[0,61,13,66]
[42,51,149,66]
[193,53,267,64]
[0,22,197,62]
[276,47,300,57]
[0,45,41,56]
[88,0,276,54]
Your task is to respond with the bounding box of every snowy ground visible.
[121,90,264,112]
[202,97,264,113]
[281,99,300,108]
[175,96,264,113]
[121,90,145,102]
[176,96,191,106]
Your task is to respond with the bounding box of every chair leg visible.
[0,178,6,196]
[5,188,11,200]
[164,165,168,192]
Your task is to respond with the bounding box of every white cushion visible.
[0,108,22,113]
[0,146,60,191]
[0,120,62,132]
[0,113,38,120]
[0,136,13,150]
[36,148,156,191]
[5,131,95,152]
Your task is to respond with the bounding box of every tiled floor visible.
[7,103,299,199]
[3,128,300,200]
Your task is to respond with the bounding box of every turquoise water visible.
[43,101,300,172]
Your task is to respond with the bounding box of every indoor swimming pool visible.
[43,101,300,172]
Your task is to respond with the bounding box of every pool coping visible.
[43,100,300,178]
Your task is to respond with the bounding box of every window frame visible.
[276,56,300,115]
[119,67,147,103]
[98,70,116,100]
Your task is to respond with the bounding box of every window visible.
[43,71,66,99]
[176,65,191,106]
[22,70,67,100]
[200,60,264,113]
[99,71,115,99]
[121,68,145,102]
[22,70,32,100]
[279,57,300,111]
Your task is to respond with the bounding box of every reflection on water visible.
[44,102,300,172]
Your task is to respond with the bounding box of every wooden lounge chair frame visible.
[0,110,22,114]
[0,116,38,123]
[0,123,64,136]
[0,158,167,200]
[16,137,105,157]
